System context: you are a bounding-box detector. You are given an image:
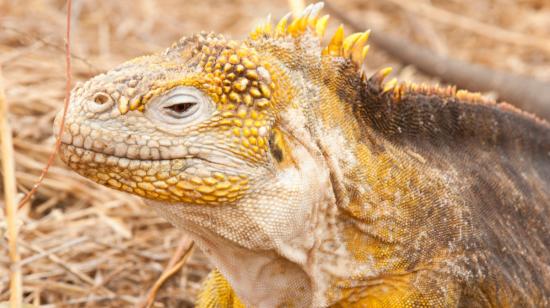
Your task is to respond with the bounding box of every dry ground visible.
[1,0,549,306]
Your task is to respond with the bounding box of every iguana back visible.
[339,82,550,306]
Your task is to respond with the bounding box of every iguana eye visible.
[163,98,199,119]
[146,87,214,126]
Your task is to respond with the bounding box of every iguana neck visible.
[292,78,477,305]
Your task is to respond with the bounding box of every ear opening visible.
[268,127,296,168]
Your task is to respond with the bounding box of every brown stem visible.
[1,64,22,308]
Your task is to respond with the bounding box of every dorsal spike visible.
[298,13,309,31]
[383,78,398,93]
[263,14,273,35]
[325,24,344,56]
[275,13,291,36]
[288,3,313,35]
[378,67,393,80]
[315,14,330,38]
[308,2,324,27]
[350,31,371,65]
[361,45,370,62]
[250,16,272,40]
[355,30,371,50]
[343,33,363,58]
[300,3,315,18]
[249,26,259,40]
[287,16,302,35]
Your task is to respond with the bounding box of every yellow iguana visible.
[54,3,550,307]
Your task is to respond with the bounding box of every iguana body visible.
[55,3,550,307]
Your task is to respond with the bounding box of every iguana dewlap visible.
[54,3,550,307]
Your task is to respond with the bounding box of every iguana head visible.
[55,2,376,249]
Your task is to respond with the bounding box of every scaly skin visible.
[55,3,550,307]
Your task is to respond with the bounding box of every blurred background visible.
[0,0,549,306]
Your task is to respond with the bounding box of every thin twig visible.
[0,64,22,308]
[17,0,73,209]
[18,236,88,267]
[137,237,195,308]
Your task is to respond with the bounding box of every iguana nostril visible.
[93,92,112,105]
[86,92,115,114]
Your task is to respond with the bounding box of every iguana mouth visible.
[59,142,243,174]
[59,143,250,204]
[59,142,187,162]
[56,121,249,169]
[57,126,194,161]
[58,143,190,172]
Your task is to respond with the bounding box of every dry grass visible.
[0,0,549,307]
[1,60,22,308]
